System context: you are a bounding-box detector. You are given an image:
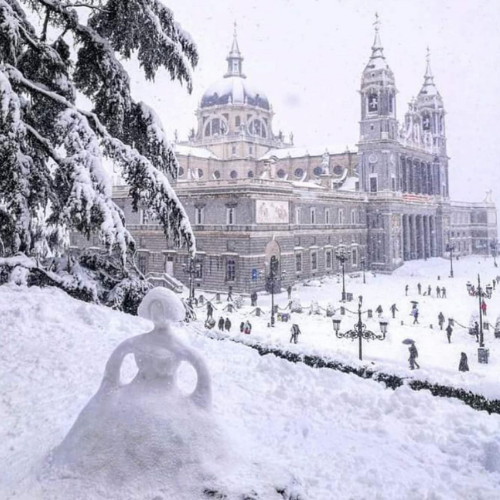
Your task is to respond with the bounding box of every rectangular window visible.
[351,210,356,224]
[226,259,236,281]
[295,208,301,224]
[138,254,147,275]
[195,260,203,279]
[231,145,236,155]
[295,253,302,273]
[227,207,235,225]
[311,251,318,272]
[326,250,332,269]
[195,207,204,225]
[338,209,344,225]
[311,208,316,225]
[325,209,330,225]
[351,247,358,267]
[370,176,378,193]
[392,176,396,191]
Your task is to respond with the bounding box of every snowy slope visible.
[1,283,500,499]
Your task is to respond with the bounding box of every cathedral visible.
[107,21,497,294]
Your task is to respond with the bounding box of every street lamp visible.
[336,246,348,301]
[446,243,454,278]
[360,257,366,284]
[267,255,280,327]
[490,239,498,268]
[182,256,201,306]
[332,296,387,361]
[477,274,484,348]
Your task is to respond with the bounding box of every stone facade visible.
[76,22,497,294]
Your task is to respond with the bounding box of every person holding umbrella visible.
[409,342,420,369]
[402,339,420,370]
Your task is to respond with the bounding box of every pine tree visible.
[0,0,197,259]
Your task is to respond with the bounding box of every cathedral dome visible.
[200,76,270,110]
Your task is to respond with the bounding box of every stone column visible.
[430,216,436,257]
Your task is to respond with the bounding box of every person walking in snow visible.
[441,287,447,298]
[250,291,258,307]
[227,286,233,302]
[405,284,409,296]
[390,304,398,319]
[481,299,487,316]
[417,283,422,295]
[376,305,383,318]
[206,301,214,320]
[459,352,469,372]
[412,307,419,324]
[408,343,420,370]
[290,323,301,344]
[473,321,479,342]
[493,280,496,291]
[436,286,441,298]
[427,285,432,296]
[240,321,245,333]
[446,323,453,343]
[287,285,292,300]
[438,312,445,330]
[218,316,225,331]
[224,317,232,332]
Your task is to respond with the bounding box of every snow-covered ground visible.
[199,256,500,400]
[1,256,500,499]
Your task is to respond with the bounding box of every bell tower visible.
[358,14,399,194]
[359,14,398,144]
[416,48,447,158]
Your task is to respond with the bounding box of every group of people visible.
[239,320,253,334]
[405,283,447,298]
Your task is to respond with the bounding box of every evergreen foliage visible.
[0,0,197,259]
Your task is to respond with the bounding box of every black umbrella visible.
[410,301,419,305]
[402,338,415,345]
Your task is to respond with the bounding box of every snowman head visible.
[138,288,185,326]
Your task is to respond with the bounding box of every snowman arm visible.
[100,339,135,389]
[181,348,212,409]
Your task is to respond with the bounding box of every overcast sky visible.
[128,0,500,204]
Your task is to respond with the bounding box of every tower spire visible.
[369,13,385,64]
[419,47,439,96]
[225,22,245,78]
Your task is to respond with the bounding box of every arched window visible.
[213,170,221,179]
[277,169,286,178]
[197,169,204,178]
[178,166,184,177]
[248,118,267,138]
[333,165,343,176]
[204,117,228,137]
[230,170,238,179]
[247,170,254,178]
[313,166,323,177]
[294,168,304,179]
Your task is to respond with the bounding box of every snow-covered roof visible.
[259,144,357,161]
[337,176,359,192]
[200,76,270,110]
[291,180,325,190]
[174,144,219,159]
